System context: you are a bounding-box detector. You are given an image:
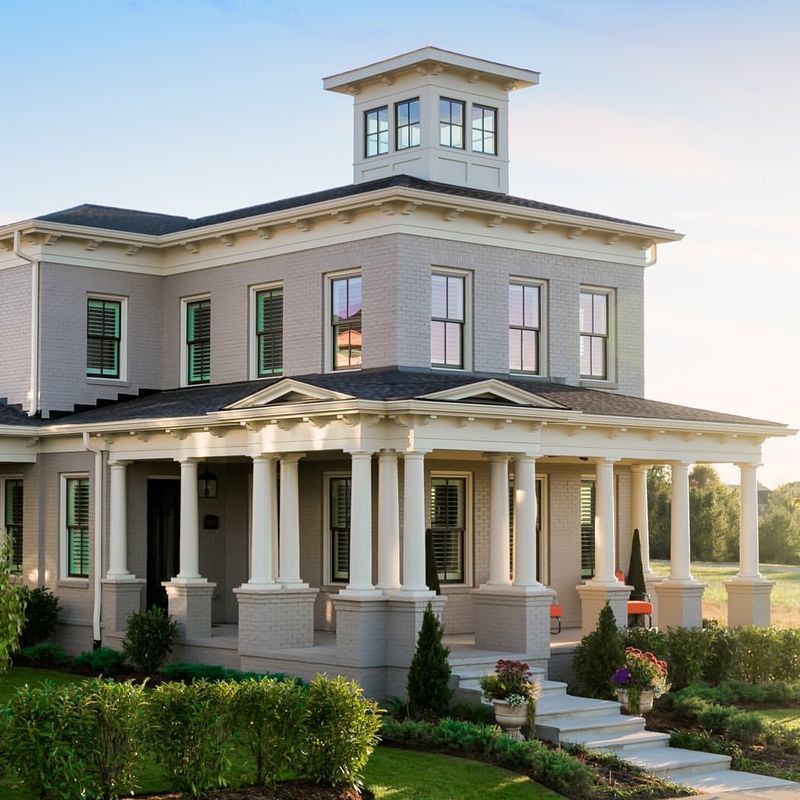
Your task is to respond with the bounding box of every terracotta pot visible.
[616,688,654,715]
[491,698,529,740]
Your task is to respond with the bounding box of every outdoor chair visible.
[615,569,653,627]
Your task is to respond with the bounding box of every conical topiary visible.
[572,602,624,699]
[627,528,648,602]
[407,601,452,718]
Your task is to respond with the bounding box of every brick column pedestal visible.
[472,587,554,669]
[234,587,318,653]
[653,580,705,629]
[332,595,388,667]
[101,578,145,634]
[576,582,632,635]
[725,579,774,628]
[163,580,216,639]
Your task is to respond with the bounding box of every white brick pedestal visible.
[576,582,632,635]
[101,578,145,634]
[653,580,705,629]
[332,595,388,667]
[163,580,216,639]
[725,579,774,628]
[384,594,446,698]
[234,587,318,653]
[472,587,554,668]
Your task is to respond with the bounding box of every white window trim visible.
[249,282,283,380]
[431,266,473,372]
[180,293,211,388]
[429,470,473,588]
[0,475,23,563]
[322,470,351,586]
[86,293,128,383]
[323,268,362,374]
[59,473,90,584]
[508,277,548,378]
[579,285,617,386]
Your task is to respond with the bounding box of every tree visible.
[573,603,624,699]
[759,482,800,565]
[627,529,647,601]
[647,466,671,559]
[407,602,452,718]
[0,537,26,672]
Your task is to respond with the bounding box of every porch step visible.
[582,729,670,754]
[537,712,646,745]
[621,746,732,781]
[535,694,623,724]
[680,768,797,793]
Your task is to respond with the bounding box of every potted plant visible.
[479,659,539,740]
[611,647,669,715]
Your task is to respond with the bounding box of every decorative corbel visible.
[637,238,655,251]
[125,244,141,256]
[292,218,313,232]
[165,428,191,440]
[345,83,360,96]
[567,226,586,240]
[467,72,481,84]
[456,416,475,429]
[503,80,520,91]
[276,419,296,432]
[217,234,236,247]
[336,413,358,428]
[381,74,395,86]
[202,426,226,439]
[494,418,514,430]
[332,210,355,225]
[42,233,61,246]
[181,242,200,254]
[486,214,507,228]
[25,436,40,448]
[605,232,622,245]
[398,201,421,216]
[528,221,548,235]
[129,431,151,443]
[252,226,272,240]
[443,207,463,222]
[84,239,102,251]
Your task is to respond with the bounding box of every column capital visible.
[630,463,653,474]
[484,452,513,463]
[279,452,306,464]
[174,456,200,465]
[251,453,279,463]
[594,456,619,465]
[669,459,694,468]
[346,449,376,458]
[736,461,762,471]
[378,448,398,459]
[108,459,132,468]
[403,449,430,458]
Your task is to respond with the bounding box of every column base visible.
[163,580,216,640]
[576,581,632,635]
[101,578,145,634]
[332,595,389,667]
[725,578,774,628]
[473,585,555,661]
[234,586,318,653]
[653,580,705,629]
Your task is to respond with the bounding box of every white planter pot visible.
[491,698,528,740]
[616,688,655,715]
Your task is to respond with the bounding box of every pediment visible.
[223,379,355,410]
[417,379,565,409]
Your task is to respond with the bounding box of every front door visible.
[146,479,180,609]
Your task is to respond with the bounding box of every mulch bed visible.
[139,783,371,800]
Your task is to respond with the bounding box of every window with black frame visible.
[395,98,420,149]
[430,477,466,583]
[508,283,540,373]
[86,298,121,378]
[330,477,351,582]
[3,480,23,573]
[186,299,211,384]
[472,104,497,154]
[579,290,609,379]
[439,98,465,148]
[431,273,465,368]
[365,106,389,157]
[255,287,283,377]
[66,477,90,579]
[331,275,362,369]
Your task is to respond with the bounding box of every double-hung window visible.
[472,104,497,155]
[580,479,596,579]
[331,275,362,370]
[508,282,541,373]
[431,273,465,369]
[2,479,23,573]
[439,98,465,148]
[64,477,90,579]
[329,476,351,583]
[395,98,420,150]
[365,106,389,157]
[255,287,283,377]
[86,297,122,379]
[430,477,466,584]
[579,289,610,379]
[186,298,211,385]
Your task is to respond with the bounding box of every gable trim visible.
[222,378,355,410]
[417,379,565,409]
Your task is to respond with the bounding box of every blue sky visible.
[2,0,798,486]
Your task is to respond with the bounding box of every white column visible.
[377,450,401,591]
[593,458,617,584]
[176,458,202,581]
[402,451,428,592]
[107,460,132,579]
[737,462,762,580]
[670,461,693,581]
[630,464,653,575]
[278,454,307,587]
[513,455,540,587]
[487,455,512,586]
[248,456,277,586]
[345,452,376,593]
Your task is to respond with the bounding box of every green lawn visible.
[755,709,800,730]
[0,667,561,800]
[651,560,800,627]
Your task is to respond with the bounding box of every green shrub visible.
[669,729,742,759]
[448,700,495,725]
[74,679,148,800]
[231,677,306,786]
[122,606,178,674]
[621,627,668,659]
[727,712,765,747]
[407,602,452,718]
[703,623,738,685]
[573,603,624,699]
[731,626,779,683]
[776,628,800,681]
[0,539,26,672]
[159,661,297,685]
[303,675,381,787]
[145,679,235,798]
[20,642,70,667]
[2,681,92,800]
[76,647,125,676]
[666,626,709,690]
[18,586,59,649]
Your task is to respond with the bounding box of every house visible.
[0,48,792,697]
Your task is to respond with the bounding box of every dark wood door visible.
[146,479,180,609]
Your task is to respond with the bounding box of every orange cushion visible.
[615,570,625,582]
[627,601,653,615]
[549,604,563,618]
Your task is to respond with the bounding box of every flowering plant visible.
[611,648,669,713]
[479,659,539,728]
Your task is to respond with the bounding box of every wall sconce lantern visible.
[198,463,218,499]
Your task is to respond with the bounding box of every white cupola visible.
[323,47,538,194]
